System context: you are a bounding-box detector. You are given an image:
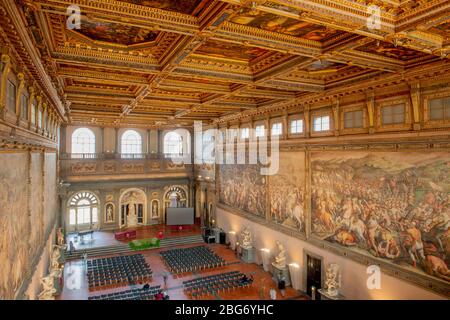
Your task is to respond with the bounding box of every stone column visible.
[15,72,25,124]
[146,129,151,156]
[410,82,421,130]
[42,102,48,136]
[35,95,42,132]
[304,105,310,138]
[366,91,375,134]
[27,86,35,130]
[0,54,11,119]
[282,109,288,140]
[100,126,105,154]
[332,98,340,136]
[114,127,119,155]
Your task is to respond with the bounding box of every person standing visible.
[162,272,169,288]
[278,273,286,297]
[269,288,277,300]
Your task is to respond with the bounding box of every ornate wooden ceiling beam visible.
[1,0,66,120]
[214,58,450,124]
[35,0,199,35]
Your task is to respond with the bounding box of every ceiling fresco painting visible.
[230,10,344,41]
[356,41,428,61]
[76,20,159,46]
[118,0,204,15]
[194,40,270,61]
[11,0,450,129]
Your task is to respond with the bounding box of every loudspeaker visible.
[219,232,226,244]
[205,235,215,244]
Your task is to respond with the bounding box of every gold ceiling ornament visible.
[239,0,267,14]
[433,47,450,59]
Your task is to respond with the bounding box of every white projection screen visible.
[166,208,194,225]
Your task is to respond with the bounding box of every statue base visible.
[241,247,256,264]
[272,264,291,287]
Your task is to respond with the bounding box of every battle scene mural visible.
[269,151,306,234]
[219,164,266,218]
[311,152,450,283]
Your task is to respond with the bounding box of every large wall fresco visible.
[269,151,306,234]
[219,164,266,218]
[0,151,59,299]
[311,152,450,284]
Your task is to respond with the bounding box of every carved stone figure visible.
[127,202,138,227]
[38,274,57,300]
[56,228,65,246]
[240,226,253,249]
[106,204,114,222]
[152,201,159,218]
[325,263,340,297]
[272,241,287,269]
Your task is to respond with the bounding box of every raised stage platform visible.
[66,223,202,251]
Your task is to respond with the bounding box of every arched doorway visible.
[68,191,99,232]
[119,189,146,228]
[164,186,188,210]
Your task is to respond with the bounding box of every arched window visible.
[72,128,96,155]
[121,130,142,157]
[164,131,183,156]
[68,192,99,231]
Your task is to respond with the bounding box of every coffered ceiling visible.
[9,0,450,127]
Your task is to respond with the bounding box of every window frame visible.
[271,122,283,136]
[121,129,143,157]
[312,114,331,132]
[381,104,405,125]
[71,127,96,155]
[164,131,184,156]
[290,118,304,135]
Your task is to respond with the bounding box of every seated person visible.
[240,274,249,283]
[154,290,164,300]
[142,283,150,290]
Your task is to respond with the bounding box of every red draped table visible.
[114,230,137,241]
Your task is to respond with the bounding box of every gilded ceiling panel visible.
[117,0,204,15]
[230,9,345,42]
[194,39,270,62]
[75,20,159,46]
[355,41,428,61]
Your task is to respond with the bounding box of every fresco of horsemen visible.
[311,152,450,283]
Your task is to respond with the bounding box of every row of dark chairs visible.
[88,285,161,300]
[160,246,225,274]
[183,271,253,299]
[87,254,153,290]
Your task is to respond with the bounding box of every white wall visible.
[216,207,446,300]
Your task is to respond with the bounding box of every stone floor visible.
[59,243,309,300]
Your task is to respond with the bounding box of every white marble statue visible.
[38,274,57,300]
[240,226,253,249]
[272,240,287,269]
[56,228,65,246]
[325,263,340,297]
[127,202,138,227]
[50,246,61,270]
[106,205,114,222]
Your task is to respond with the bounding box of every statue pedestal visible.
[241,247,256,264]
[272,264,291,287]
[318,289,345,300]
[212,228,221,244]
